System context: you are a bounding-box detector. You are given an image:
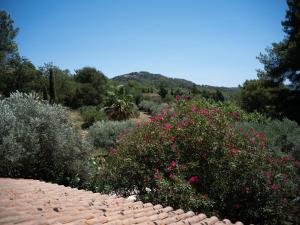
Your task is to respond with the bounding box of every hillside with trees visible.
[113,71,240,100]
[1,1,300,224]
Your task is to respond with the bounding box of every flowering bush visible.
[99,97,299,224]
[0,92,91,185]
[237,118,300,176]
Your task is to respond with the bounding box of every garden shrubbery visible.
[237,118,300,176]
[139,100,170,115]
[0,92,91,185]
[79,105,107,129]
[98,97,299,225]
[87,120,135,150]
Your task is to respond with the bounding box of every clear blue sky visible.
[1,0,287,87]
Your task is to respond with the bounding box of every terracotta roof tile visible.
[0,178,244,225]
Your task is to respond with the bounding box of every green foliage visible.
[98,98,299,225]
[104,85,139,121]
[247,0,300,123]
[48,68,56,104]
[0,92,91,185]
[158,83,168,98]
[39,64,77,105]
[79,106,107,129]
[257,0,300,90]
[0,56,43,97]
[237,118,300,175]
[0,10,19,65]
[139,100,169,115]
[87,120,135,150]
[240,79,300,123]
[70,67,108,108]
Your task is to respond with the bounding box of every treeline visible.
[0,60,109,109]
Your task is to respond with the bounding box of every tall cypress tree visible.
[49,68,56,104]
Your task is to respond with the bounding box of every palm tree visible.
[104,85,136,120]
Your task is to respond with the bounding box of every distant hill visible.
[112,71,240,99]
[112,71,195,89]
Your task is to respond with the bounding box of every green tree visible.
[158,83,168,98]
[241,0,300,123]
[0,10,19,65]
[71,67,108,108]
[191,84,199,95]
[49,68,56,104]
[39,64,77,105]
[104,85,137,121]
[0,56,42,96]
[0,11,43,97]
[212,89,225,102]
[257,0,300,89]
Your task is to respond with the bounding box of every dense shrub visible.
[237,118,300,175]
[104,87,140,121]
[139,100,169,115]
[79,106,107,129]
[0,92,91,185]
[99,98,299,225]
[87,120,135,150]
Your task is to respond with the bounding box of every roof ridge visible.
[0,178,245,225]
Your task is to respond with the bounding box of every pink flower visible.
[271,184,277,190]
[188,175,199,184]
[108,147,116,155]
[167,161,177,171]
[170,136,176,141]
[281,155,289,162]
[191,106,198,112]
[167,165,173,171]
[169,173,174,179]
[150,116,157,122]
[229,148,238,156]
[163,122,173,130]
[199,108,209,115]
[171,160,176,167]
[176,95,181,101]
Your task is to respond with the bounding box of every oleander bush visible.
[236,118,300,176]
[0,92,91,185]
[98,97,299,225]
[87,120,135,150]
[79,105,107,129]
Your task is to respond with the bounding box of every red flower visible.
[163,122,173,130]
[108,147,116,155]
[271,184,277,190]
[281,155,289,162]
[171,160,176,167]
[229,148,238,156]
[169,173,174,179]
[176,95,181,101]
[191,106,198,112]
[167,161,177,171]
[188,175,199,184]
[170,136,176,141]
